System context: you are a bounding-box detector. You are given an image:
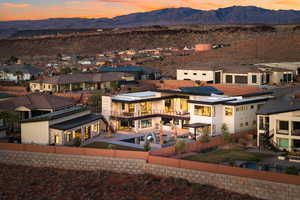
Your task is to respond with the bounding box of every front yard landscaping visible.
[84,142,144,151]
[182,146,273,164]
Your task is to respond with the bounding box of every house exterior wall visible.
[257,111,300,151]
[21,121,49,145]
[177,69,215,82]
[102,96,112,120]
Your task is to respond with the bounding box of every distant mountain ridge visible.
[1,6,300,37]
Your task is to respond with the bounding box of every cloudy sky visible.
[0,0,300,21]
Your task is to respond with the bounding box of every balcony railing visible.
[111,110,190,118]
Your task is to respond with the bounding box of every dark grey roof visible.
[257,95,300,115]
[22,106,86,123]
[0,64,43,74]
[99,66,160,73]
[50,114,102,130]
[178,86,224,95]
[183,123,210,128]
[0,93,76,112]
[31,72,125,85]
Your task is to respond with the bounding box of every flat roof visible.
[22,106,86,123]
[189,95,272,105]
[50,114,102,131]
[183,123,210,128]
[112,91,158,101]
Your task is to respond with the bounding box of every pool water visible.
[241,162,258,170]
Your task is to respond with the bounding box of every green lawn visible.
[84,142,145,151]
[182,147,272,164]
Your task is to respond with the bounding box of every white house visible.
[21,106,108,145]
[0,64,43,82]
[102,86,272,138]
[257,94,300,152]
[177,65,293,85]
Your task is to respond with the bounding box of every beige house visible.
[21,106,108,145]
[30,72,125,93]
[257,97,300,152]
[177,65,293,85]
[102,86,272,137]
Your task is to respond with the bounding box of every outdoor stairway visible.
[260,130,281,152]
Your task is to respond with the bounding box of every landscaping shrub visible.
[285,166,299,175]
[175,139,187,154]
[144,140,151,151]
[73,137,81,147]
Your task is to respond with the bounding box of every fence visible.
[150,131,253,157]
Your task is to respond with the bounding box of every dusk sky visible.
[1,0,300,21]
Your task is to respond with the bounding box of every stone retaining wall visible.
[0,148,300,200]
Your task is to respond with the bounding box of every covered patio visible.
[49,114,108,145]
[183,122,211,140]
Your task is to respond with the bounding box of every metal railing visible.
[111,110,190,118]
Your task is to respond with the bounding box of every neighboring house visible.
[29,72,125,92]
[257,62,300,76]
[0,93,76,131]
[21,106,108,145]
[177,65,293,85]
[257,94,300,152]
[102,85,272,137]
[0,64,43,82]
[99,66,161,80]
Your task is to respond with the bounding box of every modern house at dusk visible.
[102,85,272,137]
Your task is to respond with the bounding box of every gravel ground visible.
[0,164,263,200]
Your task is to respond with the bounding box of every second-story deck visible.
[111,110,190,120]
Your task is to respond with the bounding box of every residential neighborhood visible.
[1,9,300,199]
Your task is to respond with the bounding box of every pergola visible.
[183,122,210,140]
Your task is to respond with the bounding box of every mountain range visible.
[1,6,300,37]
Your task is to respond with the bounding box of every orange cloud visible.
[1,3,31,8]
[273,0,300,8]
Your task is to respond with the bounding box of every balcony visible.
[111,110,190,119]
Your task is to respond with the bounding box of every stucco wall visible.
[177,69,215,82]
[21,121,49,145]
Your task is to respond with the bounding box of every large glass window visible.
[141,119,152,128]
[128,104,135,113]
[194,105,212,117]
[252,75,257,83]
[140,102,152,114]
[278,138,289,148]
[279,121,289,130]
[225,107,233,116]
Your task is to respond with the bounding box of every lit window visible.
[141,119,152,128]
[253,120,257,127]
[194,105,213,117]
[240,123,244,128]
[225,107,233,116]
